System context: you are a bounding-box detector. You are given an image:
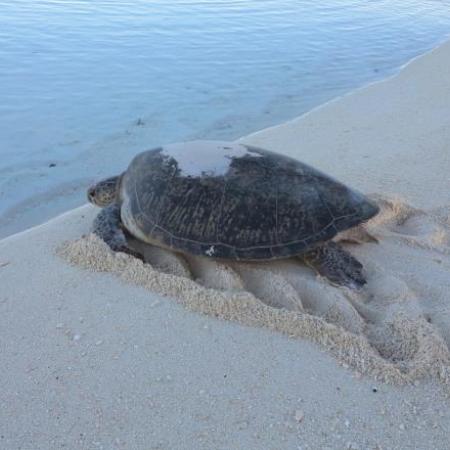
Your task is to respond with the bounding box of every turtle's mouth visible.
[87,185,107,206]
[87,186,96,204]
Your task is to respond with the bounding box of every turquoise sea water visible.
[1,0,450,237]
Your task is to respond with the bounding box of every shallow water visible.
[1,0,450,238]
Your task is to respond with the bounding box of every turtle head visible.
[87,175,121,207]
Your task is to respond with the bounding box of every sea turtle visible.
[87,140,379,287]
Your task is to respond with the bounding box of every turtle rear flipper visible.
[92,204,144,261]
[302,241,366,288]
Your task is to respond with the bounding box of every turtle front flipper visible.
[301,241,366,288]
[92,204,144,261]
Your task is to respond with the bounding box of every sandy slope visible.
[1,40,450,450]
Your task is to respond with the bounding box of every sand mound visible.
[58,195,450,386]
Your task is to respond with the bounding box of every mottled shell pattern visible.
[119,140,379,260]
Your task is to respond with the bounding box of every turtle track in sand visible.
[58,195,450,387]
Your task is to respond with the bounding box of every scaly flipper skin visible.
[92,204,144,260]
[302,241,366,288]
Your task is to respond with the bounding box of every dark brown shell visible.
[119,140,379,260]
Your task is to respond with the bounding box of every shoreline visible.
[1,35,450,240]
[241,38,450,210]
[245,32,450,143]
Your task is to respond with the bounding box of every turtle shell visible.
[119,140,379,260]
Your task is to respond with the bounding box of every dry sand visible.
[1,40,450,449]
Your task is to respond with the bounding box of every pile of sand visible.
[58,195,450,387]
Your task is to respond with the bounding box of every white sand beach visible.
[1,40,450,449]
